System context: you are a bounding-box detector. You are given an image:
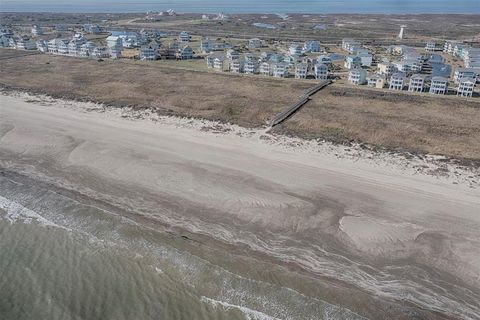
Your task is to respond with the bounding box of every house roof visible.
[459,77,476,84]
[431,76,448,82]
[391,72,406,79]
[410,74,426,80]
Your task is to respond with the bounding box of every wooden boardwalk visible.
[269,80,331,127]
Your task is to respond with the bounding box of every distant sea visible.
[0,0,479,14]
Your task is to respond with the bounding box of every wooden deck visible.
[269,80,331,127]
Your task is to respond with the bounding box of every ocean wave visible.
[200,296,282,320]
[0,195,69,230]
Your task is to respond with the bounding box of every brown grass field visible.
[1,48,479,163]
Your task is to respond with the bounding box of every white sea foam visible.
[0,195,68,230]
[200,296,282,320]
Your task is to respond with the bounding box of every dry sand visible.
[1,91,480,319]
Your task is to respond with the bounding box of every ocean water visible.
[0,0,479,14]
[0,171,365,320]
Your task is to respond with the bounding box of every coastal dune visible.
[1,93,480,319]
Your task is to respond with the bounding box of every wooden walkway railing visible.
[269,80,331,127]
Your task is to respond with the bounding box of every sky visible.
[0,0,479,14]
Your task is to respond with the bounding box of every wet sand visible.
[1,93,480,319]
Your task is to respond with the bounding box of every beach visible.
[1,91,480,320]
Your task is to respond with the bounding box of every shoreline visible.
[2,88,479,189]
[1,90,480,319]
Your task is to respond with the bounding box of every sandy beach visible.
[1,91,480,320]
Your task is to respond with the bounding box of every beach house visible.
[377,62,396,77]
[457,78,475,97]
[314,63,328,80]
[79,41,96,57]
[425,41,436,52]
[303,40,321,53]
[230,59,244,73]
[408,74,427,92]
[348,69,367,85]
[68,39,85,56]
[200,38,213,53]
[166,41,180,59]
[206,54,217,68]
[16,37,37,50]
[36,39,48,53]
[91,47,110,58]
[213,56,228,71]
[31,25,43,36]
[248,38,263,49]
[177,45,193,60]
[358,53,373,67]
[389,73,406,90]
[344,56,362,70]
[342,38,361,54]
[226,49,240,61]
[273,62,288,78]
[294,63,308,79]
[429,76,448,95]
[84,24,102,34]
[366,74,385,88]
[316,55,332,65]
[106,35,123,59]
[289,43,303,56]
[139,45,158,60]
[179,31,191,42]
[243,58,258,74]
[0,34,10,48]
[453,68,478,83]
[47,39,61,53]
[260,62,272,76]
[57,39,70,54]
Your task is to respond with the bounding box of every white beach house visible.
[342,38,361,54]
[31,25,43,36]
[79,41,96,57]
[230,59,244,73]
[314,63,328,80]
[316,55,331,65]
[248,38,263,49]
[389,73,406,90]
[200,38,214,53]
[140,45,158,60]
[429,76,449,95]
[457,78,475,97]
[408,74,426,92]
[453,68,478,83]
[344,56,362,70]
[36,39,48,52]
[377,62,396,77]
[213,56,227,71]
[348,69,367,85]
[294,63,308,79]
[106,35,123,59]
[289,43,303,56]
[367,74,385,88]
[16,38,37,50]
[273,62,288,78]
[177,45,193,60]
[243,58,258,74]
[91,47,110,58]
[425,41,436,52]
[260,62,272,76]
[226,49,240,61]
[179,31,191,42]
[303,40,321,53]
